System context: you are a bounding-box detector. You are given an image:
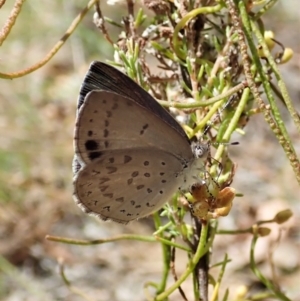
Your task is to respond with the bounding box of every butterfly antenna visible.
[202,94,238,137]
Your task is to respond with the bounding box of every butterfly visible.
[73,62,209,223]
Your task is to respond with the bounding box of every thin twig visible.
[170,246,188,301]
[0,0,99,79]
[0,0,26,46]
[94,1,114,44]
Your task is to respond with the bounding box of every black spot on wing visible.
[115,197,124,203]
[85,140,99,151]
[124,155,132,163]
[140,124,149,135]
[88,151,103,161]
[131,171,139,177]
[104,129,109,137]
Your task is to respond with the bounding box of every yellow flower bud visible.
[264,30,275,50]
[276,48,294,64]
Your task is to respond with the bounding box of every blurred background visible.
[0,1,299,300]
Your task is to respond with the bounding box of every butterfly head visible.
[191,140,210,160]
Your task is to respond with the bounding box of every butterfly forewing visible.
[77,61,190,144]
[74,90,193,167]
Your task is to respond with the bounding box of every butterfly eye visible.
[192,142,209,159]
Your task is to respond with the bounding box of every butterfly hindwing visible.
[73,148,185,223]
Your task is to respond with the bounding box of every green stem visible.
[155,222,209,300]
[250,235,292,301]
[155,236,191,252]
[46,234,156,245]
[158,82,245,109]
[212,87,250,170]
[173,4,223,61]
[210,254,229,301]
[238,1,300,184]
[153,213,171,294]
[250,20,300,133]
